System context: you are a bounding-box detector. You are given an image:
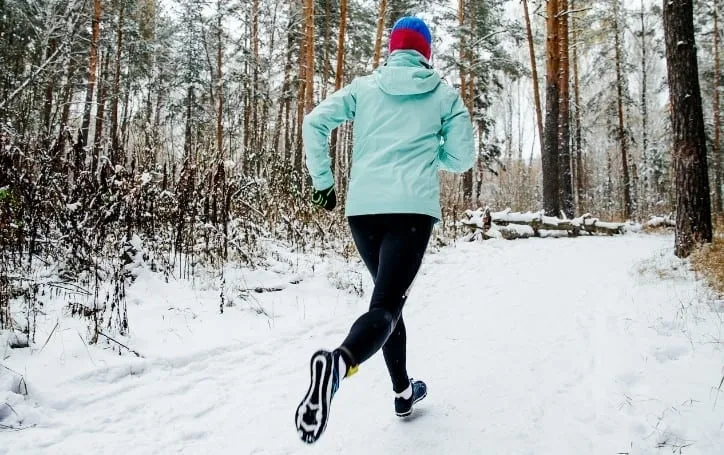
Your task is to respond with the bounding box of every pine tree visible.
[543,0,561,216]
[663,0,713,257]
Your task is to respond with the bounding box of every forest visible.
[0,0,721,341]
[1,1,724,451]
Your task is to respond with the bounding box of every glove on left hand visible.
[311,186,337,211]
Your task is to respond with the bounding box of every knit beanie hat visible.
[388,16,432,60]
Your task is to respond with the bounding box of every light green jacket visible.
[303,50,475,220]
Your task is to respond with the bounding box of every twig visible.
[714,373,724,408]
[40,321,59,352]
[98,332,143,358]
[2,401,19,419]
[0,423,22,431]
[76,331,97,367]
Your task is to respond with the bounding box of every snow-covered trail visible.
[3,235,723,454]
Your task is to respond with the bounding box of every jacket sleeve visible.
[303,80,357,190]
[438,92,475,173]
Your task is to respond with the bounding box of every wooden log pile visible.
[460,208,628,241]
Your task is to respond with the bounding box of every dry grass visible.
[691,216,724,294]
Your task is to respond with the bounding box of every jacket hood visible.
[374,50,441,96]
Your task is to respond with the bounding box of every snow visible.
[646,215,676,228]
[1,235,723,454]
[65,202,81,212]
[224,160,236,171]
[140,172,153,186]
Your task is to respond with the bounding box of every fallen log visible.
[644,214,676,229]
[460,208,627,240]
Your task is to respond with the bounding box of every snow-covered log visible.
[644,214,676,229]
[460,208,627,240]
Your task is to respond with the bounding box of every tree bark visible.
[94,48,110,171]
[373,0,388,69]
[558,1,574,217]
[713,2,722,215]
[523,0,545,155]
[457,0,474,203]
[639,0,650,216]
[304,0,314,114]
[330,0,348,182]
[217,1,225,161]
[662,0,713,257]
[42,39,57,137]
[572,0,584,211]
[80,0,103,150]
[613,0,633,219]
[251,0,259,156]
[242,15,250,172]
[321,0,331,99]
[543,0,561,216]
[273,13,295,161]
[111,0,125,161]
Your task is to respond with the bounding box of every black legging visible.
[339,213,434,393]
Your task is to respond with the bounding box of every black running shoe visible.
[295,350,341,443]
[395,378,427,417]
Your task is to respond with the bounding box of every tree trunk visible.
[373,0,388,69]
[94,48,110,171]
[457,0,474,202]
[42,39,57,138]
[295,2,308,172]
[543,0,561,216]
[184,86,196,163]
[639,0,650,216]
[217,2,225,161]
[80,0,102,150]
[558,1,574,217]
[613,0,633,219]
[713,2,722,215]
[523,0,544,155]
[321,0,331,99]
[273,14,295,161]
[242,16,251,173]
[572,0,584,211]
[458,0,467,106]
[304,0,314,114]
[330,0,348,182]
[662,0,713,257]
[251,0,259,156]
[111,0,124,161]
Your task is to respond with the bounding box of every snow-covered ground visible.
[2,234,723,454]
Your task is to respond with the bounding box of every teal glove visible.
[311,186,337,211]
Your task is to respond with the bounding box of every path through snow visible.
[2,234,723,454]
